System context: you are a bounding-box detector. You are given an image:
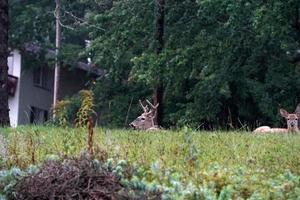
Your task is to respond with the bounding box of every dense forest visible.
[9,0,300,129]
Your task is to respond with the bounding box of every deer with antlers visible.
[129,99,161,131]
[254,104,300,133]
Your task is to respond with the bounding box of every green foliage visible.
[63,94,82,124]
[9,0,92,69]
[0,167,25,198]
[2,127,300,175]
[2,127,300,199]
[0,165,39,199]
[9,0,55,48]
[52,90,96,127]
[0,136,7,168]
[9,0,300,128]
[92,76,151,127]
[52,100,71,127]
[84,0,156,127]
[75,90,95,127]
[86,0,300,128]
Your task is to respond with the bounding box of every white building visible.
[7,49,102,127]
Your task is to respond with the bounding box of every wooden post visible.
[87,117,95,156]
[53,0,61,119]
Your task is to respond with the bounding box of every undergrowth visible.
[1,127,300,199]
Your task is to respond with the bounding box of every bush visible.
[52,90,96,127]
[4,155,161,200]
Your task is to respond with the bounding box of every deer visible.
[129,99,161,131]
[253,106,300,133]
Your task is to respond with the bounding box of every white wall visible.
[8,51,94,126]
[8,50,22,127]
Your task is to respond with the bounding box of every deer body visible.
[253,126,294,133]
[254,108,300,133]
[129,100,161,131]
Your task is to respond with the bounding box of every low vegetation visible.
[3,155,161,200]
[1,127,300,199]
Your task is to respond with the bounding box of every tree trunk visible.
[153,0,165,126]
[0,0,10,127]
[156,0,165,54]
[153,84,164,125]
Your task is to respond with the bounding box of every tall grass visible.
[1,126,300,180]
[2,126,300,199]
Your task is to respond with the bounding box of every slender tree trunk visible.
[0,0,10,126]
[156,0,165,54]
[153,0,165,126]
[153,84,163,125]
[53,0,61,119]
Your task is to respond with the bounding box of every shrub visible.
[51,90,96,127]
[5,155,161,200]
[75,90,96,128]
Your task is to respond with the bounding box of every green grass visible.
[2,126,300,199]
[1,126,300,176]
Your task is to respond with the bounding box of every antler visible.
[146,99,159,109]
[139,100,149,113]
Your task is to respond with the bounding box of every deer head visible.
[280,108,300,132]
[129,100,159,130]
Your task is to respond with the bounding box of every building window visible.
[7,75,18,96]
[33,67,49,89]
[30,107,48,124]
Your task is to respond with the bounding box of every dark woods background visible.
[9,0,300,130]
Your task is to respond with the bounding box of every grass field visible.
[1,126,300,199]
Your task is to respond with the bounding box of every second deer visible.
[129,99,161,131]
[254,106,300,133]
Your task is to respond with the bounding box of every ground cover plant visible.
[2,155,161,200]
[1,127,300,199]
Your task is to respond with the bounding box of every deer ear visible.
[295,103,300,115]
[279,109,289,118]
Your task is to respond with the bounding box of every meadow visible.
[1,127,300,199]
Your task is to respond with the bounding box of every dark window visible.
[44,110,49,122]
[33,68,41,86]
[33,67,49,89]
[30,106,48,124]
[7,75,18,96]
